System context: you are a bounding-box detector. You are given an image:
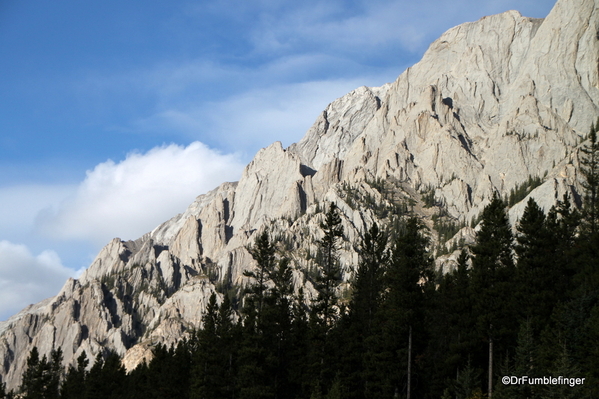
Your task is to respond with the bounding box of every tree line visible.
[4,126,599,399]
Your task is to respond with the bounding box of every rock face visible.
[1,0,598,389]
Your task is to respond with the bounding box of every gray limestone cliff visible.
[1,0,598,389]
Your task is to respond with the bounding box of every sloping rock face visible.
[1,0,598,389]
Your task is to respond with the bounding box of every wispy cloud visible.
[0,184,76,240]
[246,0,429,55]
[0,241,77,320]
[36,142,245,245]
[68,0,555,157]
[245,0,554,58]
[137,76,388,155]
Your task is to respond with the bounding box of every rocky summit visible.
[1,0,598,389]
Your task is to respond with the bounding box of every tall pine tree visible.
[191,293,237,399]
[515,198,556,329]
[61,351,88,399]
[238,230,295,399]
[306,202,345,397]
[312,202,345,329]
[20,347,62,399]
[580,120,599,235]
[341,223,389,399]
[470,193,516,398]
[365,217,434,399]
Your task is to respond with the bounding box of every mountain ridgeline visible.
[1,0,599,396]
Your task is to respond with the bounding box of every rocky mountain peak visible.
[1,0,598,390]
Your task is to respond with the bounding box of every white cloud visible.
[0,240,77,320]
[36,142,244,245]
[0,184,76,239]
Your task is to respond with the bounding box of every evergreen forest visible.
[5,129,599,399]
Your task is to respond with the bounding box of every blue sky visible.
[0,0,556,319]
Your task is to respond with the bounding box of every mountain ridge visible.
[1,0,598,389]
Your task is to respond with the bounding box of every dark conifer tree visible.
[144,341,191,399]
[581,303,599,395]
[313,202,345,329]
[573,122,599,295]
[0,382,12,399]
[47,348,62,399]
[306,202,345,397]
[365,217,433,399]
[580,120,599,236]
[20,347,43,399]
[238,230,296,399]
[85,353,104,399]
[543,344,586,399]
[191,293,237,399]
[452,359,483,399]
[191,291,219,398]
[126,360,150,399]
[238,299,272,399]
[237,234,271,399]
[216,294,237,399]
[287,288,311,399]
[20,347,62,399]
[259,258,294,399]
[101,352,127,399]
[544,194,580,297]
[61,351,89,399]
[340,223,389,399]
[449,250,477,366]
[245,229,277,318]
[515,197,557,329]
[515,196,580,342]
[469,193,516,398]
[494,319,539,399]
[430,249,478,397]
[351,223,389,334]
[85,352,127,399]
